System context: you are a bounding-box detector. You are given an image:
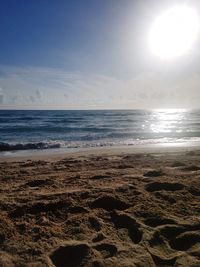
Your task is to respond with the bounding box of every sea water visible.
[0,109,200,154]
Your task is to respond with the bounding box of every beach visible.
[1,0,200,265]
[0,147,200,267]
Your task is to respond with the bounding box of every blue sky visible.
[0,0,200,109]
[0,0,140,72]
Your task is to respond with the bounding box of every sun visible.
[148,5,199,59]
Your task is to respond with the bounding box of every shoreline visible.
[1,142,200,161]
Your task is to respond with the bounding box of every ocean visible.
[0,109,200,154]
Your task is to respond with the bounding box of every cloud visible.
[0,65,199,109]
[28,95,36,103]
[0,87,4,104]
[35,89,42,99]
[9,95,19,104]
[0,95,3,104]
[28,90,43,103]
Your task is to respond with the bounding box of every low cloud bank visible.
[0,65,199,109]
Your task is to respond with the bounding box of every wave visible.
[0,142,61,152]
[1,137,200,152]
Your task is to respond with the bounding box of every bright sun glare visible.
[149,5,199,59]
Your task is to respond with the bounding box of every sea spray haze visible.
[0,109,200,153]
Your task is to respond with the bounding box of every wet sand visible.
[0,148,200,266]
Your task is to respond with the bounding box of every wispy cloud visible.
[0,65,199,109]
[0,87,4,104]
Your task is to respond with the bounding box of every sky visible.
[0,0,200,110]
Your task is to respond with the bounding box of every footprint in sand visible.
[170,161,186,168]
[149,223,200,266]
[181,165,200,171]
[90,195,129,211]
[50,241,118,267]
[50,242,91,267]
[90,175,111,180]
[145,182,184,192]
[143,216,177,227]
[143,170,164,177]
[170,231,200,251]
[110,212,143,244]
[10,199,70,218]
[149,230,180,266]
[25,178,52,188]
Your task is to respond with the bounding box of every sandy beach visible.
[1,0,200,265]
[0,147,200,267]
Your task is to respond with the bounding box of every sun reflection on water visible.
[149,109,186,133]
